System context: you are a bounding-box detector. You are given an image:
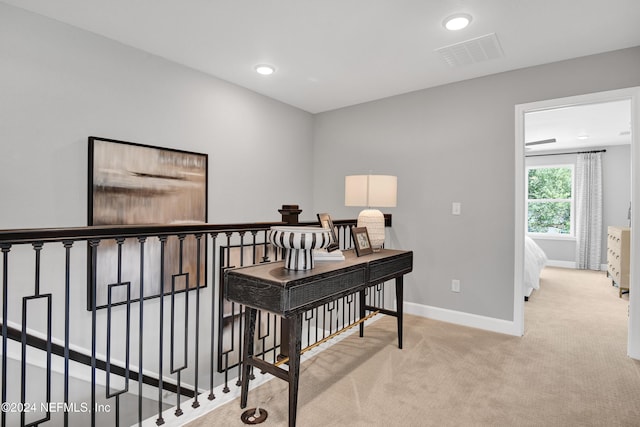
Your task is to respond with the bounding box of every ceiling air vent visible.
[436,33,504,67]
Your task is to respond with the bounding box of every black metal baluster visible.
[219,248,231,392]
[262,230,270,263]
[314,308,319,345]
[304,310,314,347]
[346,294,354,328]
[257,311,271,363]
[250,231,258,264]
[106,281,130,427]
[327,301,336,336]
[138,237,146,424]
[156,236,167,426]
[364,287,369,315]
[208,233,218,401]
[321,305,326,340]
[341,226,348,250]
[170,235,188,417]
[1,243,10,427]
[112,237,124,427]
[89,239,100,427]
[239,232,245,266]
[21,242,52,427]
[237,232,246,386]
[271,314,278,364]
[62,241,73,427]
[105,237,132,427]
[372,284,377,307]
[192,234,202,409]
[40,242,51,424]
[219,233,233,392]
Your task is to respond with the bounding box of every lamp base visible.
[357,209,385,251]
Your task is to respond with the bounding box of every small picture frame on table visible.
[317,213,340,252]
[351,227,373,256]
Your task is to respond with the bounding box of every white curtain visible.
[575,152,603,270]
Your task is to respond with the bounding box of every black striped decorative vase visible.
[269,226,332,270]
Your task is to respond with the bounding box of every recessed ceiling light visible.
[443,13,472,31]
[577,134,590,140]
[255,64,275,75]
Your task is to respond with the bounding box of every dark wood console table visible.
[224,249,413,427]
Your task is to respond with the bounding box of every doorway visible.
[514,87,640,359]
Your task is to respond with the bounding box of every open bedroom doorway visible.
[514,87,640,360]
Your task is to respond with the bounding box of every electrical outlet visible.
[451,279,460,293]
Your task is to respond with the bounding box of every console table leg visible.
[279,317,290,359]
[288,313,303,427]
[396,276,404,349]
[240,308,257,409]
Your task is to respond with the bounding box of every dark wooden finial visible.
[279,204,302,225]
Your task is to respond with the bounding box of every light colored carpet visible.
[188,267,640,426]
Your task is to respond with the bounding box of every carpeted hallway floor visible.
[188,267,640,426]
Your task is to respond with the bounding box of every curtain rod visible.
[525,149,606,158]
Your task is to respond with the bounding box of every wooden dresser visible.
[607,226,630,297]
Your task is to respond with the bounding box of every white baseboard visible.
[544,260,606,271]
[404,302,520,337]
[546,260,576,269]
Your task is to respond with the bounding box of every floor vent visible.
[436,33,504,67]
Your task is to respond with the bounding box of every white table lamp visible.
[345,175,397,251]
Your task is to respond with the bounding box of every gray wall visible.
[0,3,314,384]
[526,145,631,265]
[2,1,640,336]
[312,46,640,321]
[0,3,315,229]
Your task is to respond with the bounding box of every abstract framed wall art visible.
[87,137,208,310]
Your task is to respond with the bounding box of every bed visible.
[524,235,548,300]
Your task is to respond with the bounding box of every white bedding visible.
[524,236,548,298]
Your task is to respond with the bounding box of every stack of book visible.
[313,249,345,261]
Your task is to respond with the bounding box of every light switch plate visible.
[452,202,461,215]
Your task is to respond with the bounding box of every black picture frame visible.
[317,213,340,252]
[351,226,373,256]
[87,136,208,310]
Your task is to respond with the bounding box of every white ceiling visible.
[525,99,632,153]
[3,0,640,114]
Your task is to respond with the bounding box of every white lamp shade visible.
[345,175,397,208]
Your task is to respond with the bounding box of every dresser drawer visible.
[607,226,630,294]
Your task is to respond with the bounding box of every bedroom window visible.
[527,165,574,236]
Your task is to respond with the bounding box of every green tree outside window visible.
[527,166,573,234]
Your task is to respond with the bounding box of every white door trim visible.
[514,87,640,359]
